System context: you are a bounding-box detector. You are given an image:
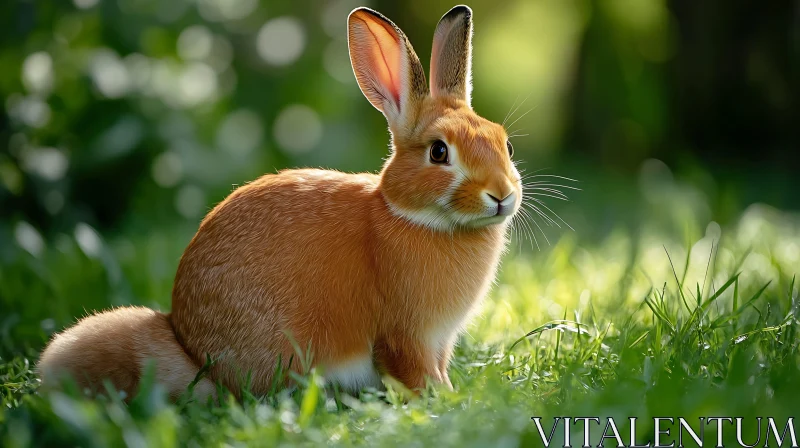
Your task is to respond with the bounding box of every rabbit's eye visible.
[506,140,514,158]
[430,140,449,164]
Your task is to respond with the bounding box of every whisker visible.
[518,206,549,247]
[522,202,558,228]
[508,213,519,252]
[524,174,580,183]
[502,94,520,126]
[505,106,535,132]
[525,187,571,198]
[525,194,570,204]
[510,213,529,252]
[517,168,556,181]
[521,179,579,187]
[525,192,569,202]
[515,207,540,250]
[526,186,572,196]
[529,212,551,247]
[503,90,533,127]
[529,198,574,231]
[522,182,578,193]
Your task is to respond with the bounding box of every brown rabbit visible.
[38,5,521,400]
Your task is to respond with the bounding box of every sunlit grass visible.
[1,203,799,446]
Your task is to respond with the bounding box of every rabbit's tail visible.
[38,306,216,402]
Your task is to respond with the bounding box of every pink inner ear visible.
[353,15,402,107]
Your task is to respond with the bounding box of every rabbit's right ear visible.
[348,8,428,129]
[430,6,473,106]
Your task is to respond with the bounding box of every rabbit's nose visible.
[484,179,515,205]
[485,192,512,204]
[484,191,516,216]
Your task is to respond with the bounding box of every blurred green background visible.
[0,0,798,353]
[1,2,799,445]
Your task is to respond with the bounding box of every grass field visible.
[1,196,799,446]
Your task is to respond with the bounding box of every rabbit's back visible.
[171,169,384,395]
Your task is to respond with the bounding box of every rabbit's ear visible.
[348,8,428,128]
[430,5,473,106]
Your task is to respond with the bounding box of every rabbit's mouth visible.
[383,193,518,231]
[491,192,518,218]
[461,204,519,227]
[459,191,519,227]
[463,214,512,228]
[444,194,520,229]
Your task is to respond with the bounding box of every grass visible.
[1,201,799,447]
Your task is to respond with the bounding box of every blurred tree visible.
[565,0,798,214]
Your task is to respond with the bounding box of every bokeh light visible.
[323,40,354,84]
[197,0,258,22]
[90,49,132,99]
[216,109,264,156]
[273,105,323,154]
[74,223,103,258]
[178,62,218,106]
[256,17,306,66]
[6,95,51,128]
[20,147,69,181]
[14,221,44,257]
[177,26,214,61]
[175,185,207,219]
[151,151,183,187]
[73,0,99,9]
[21,52,54,95]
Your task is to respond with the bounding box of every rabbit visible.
[37,4,522,401]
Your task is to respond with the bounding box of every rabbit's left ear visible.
[348,7,428,130]
[430,5,473,106]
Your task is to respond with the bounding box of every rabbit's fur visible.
[38,5,521,400]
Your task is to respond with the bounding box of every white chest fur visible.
[322,355,383,393]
